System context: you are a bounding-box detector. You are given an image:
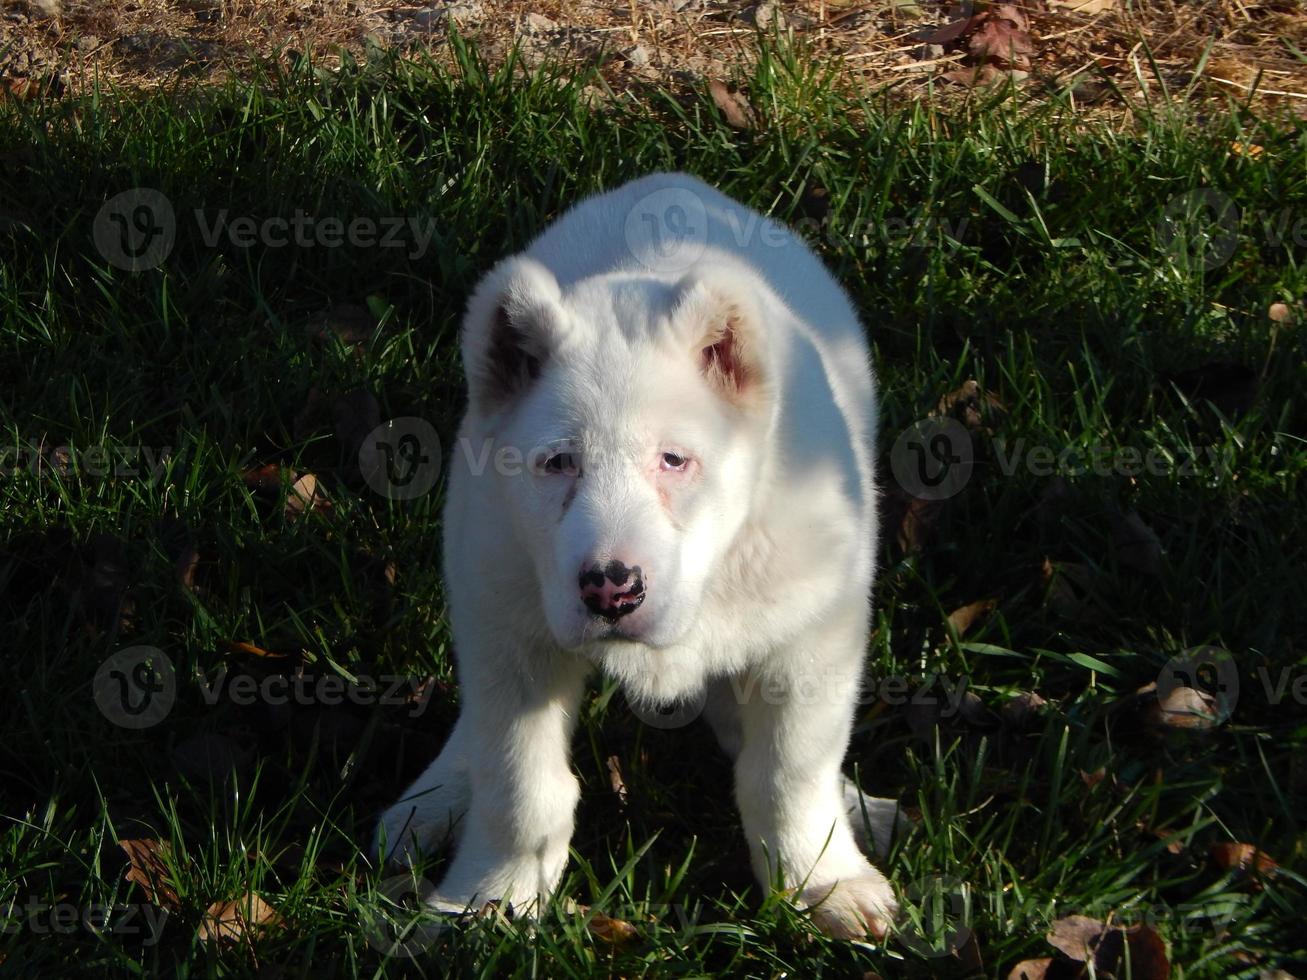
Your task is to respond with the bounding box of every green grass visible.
[1,41,1305,977]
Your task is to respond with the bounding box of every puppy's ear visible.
[672,269,770,409]
[462,257,568,414]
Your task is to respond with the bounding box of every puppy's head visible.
[460,256,777,652]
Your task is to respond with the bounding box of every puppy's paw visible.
[800,866,898,940]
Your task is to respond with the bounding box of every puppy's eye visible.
[660,452,688,471]
[544,453,580,475]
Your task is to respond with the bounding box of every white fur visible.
[375,173,899,937]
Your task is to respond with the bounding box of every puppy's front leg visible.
[733,610,897,939]
[430,649,589,916]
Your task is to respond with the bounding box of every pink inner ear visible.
[701,328,742,390]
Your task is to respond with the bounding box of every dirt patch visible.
[3,0,1306,115]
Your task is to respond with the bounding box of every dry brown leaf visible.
[1047,917,1170,980]
[927,15,983,45]
[221,639,288,659]
[991,4,1030,31]
[969,17,1034,64]
[606,755,629,807]
[285,471,328,521]
[708,79,755,129]
[1047,915,1110,961]
[587,909,640,946]
[1079,767,1106,789]
[1002,691,1047,730]
[1048,0,1117,13]
[304,303,375,346]
[947,599,996,635]
[1151,684,1225,730]
[934,379,1005,431]
[1007,958,1053,980]
[118,838,182,911]
[198,892,282,945]
[1209,842,1278,880]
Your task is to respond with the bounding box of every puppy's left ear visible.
[672,269,771,410]
[461,256,570,414]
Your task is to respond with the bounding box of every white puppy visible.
[375,172,899,938]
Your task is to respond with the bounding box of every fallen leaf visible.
[926,15,983,45]
[304,303,374,346]
[606,755,629,807]
[198,892,281,944]
[934,379,1004,431]
[221,639,288,659]
[118,839,182,911]
[1047,917,1170,980]
[1048,0,1117,11]
[1202,846,1275,878]
[947,598,996,635]
[708,79,755,129]
[1047,915,1109,961]
[1001,691,1047,730]
[285,471,329,521]
[968,17,1034,64]
[1151,684,1226,730]
[587,909,640,945]
[1007,958,1053,980]
[1079,767,1106,789]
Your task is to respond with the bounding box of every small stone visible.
[75,35,103,52]
[523,12,558,33]
[746,0,786,30]
[28,0,61,18]
[409,1,483,29]
[623,44,652,67]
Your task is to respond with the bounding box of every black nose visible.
[579,560,645,621]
